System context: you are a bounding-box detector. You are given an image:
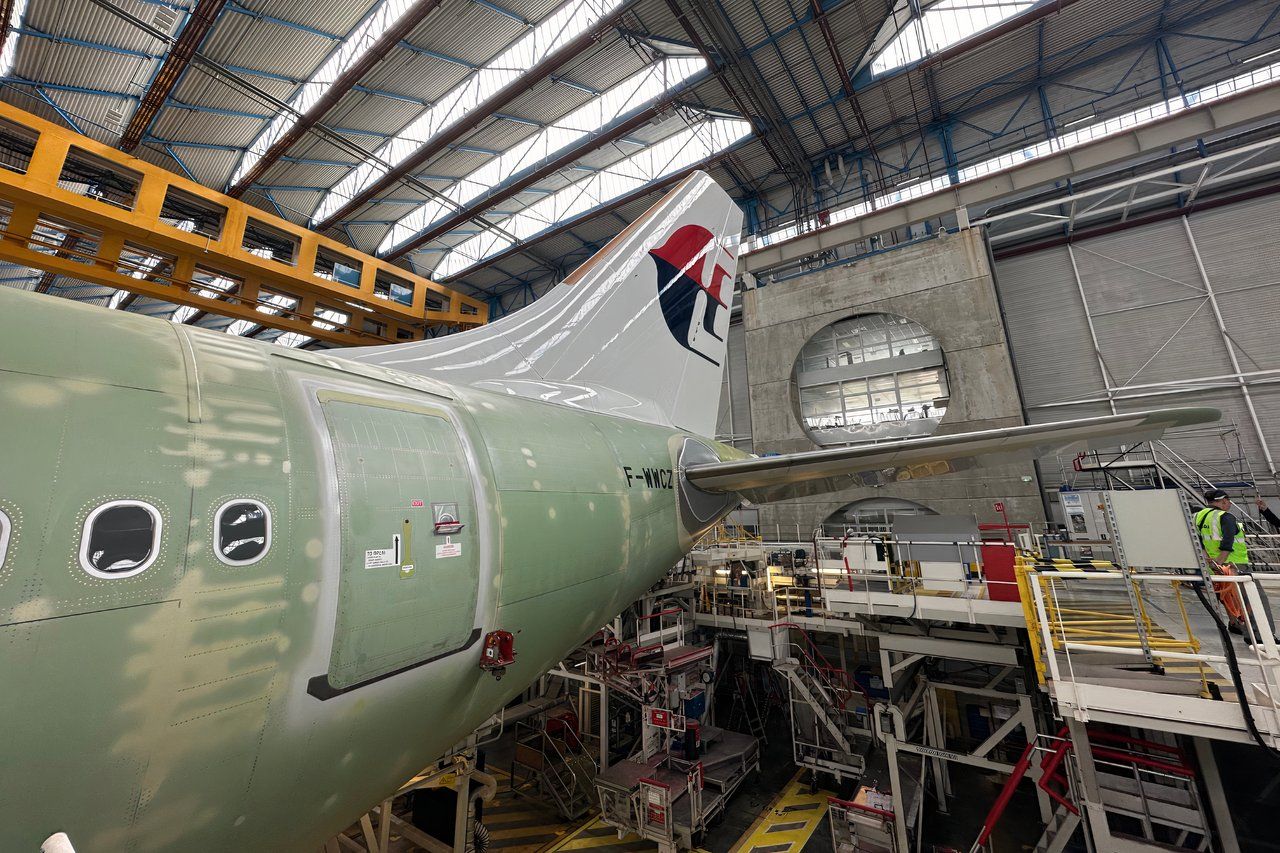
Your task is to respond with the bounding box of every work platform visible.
[595,725,760,852]
[1028,569,1280,746]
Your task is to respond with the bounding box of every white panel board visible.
[1104,490,1201,569]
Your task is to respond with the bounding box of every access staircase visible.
[771,625,872,780]
[725,670,767,742]
[971,728,1210,853]
[509,720,596,821]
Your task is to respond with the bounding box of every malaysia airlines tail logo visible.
[649,224,733,367]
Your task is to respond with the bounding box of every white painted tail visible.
[345,172,743,436]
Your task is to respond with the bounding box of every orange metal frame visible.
[0,101,487,345]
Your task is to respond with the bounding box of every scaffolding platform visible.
[595,726,759,850]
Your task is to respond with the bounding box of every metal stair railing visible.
[770,625,874,773]
[971,726,1211,853]
[510,723,594,820]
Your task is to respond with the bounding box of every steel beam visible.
[314,6,629,230]
[225,0,445,197]
[120,0,228,152]
[854,0,1087,91]
[382,94,689,259]
[436,145,742,282]
[807,0,878,167]
[742,79,1280,274]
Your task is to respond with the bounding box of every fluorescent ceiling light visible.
[313,0,626,224]
[378,57,708,255]
[1244,46,1280,64]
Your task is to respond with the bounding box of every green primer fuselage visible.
[0,288,739,851]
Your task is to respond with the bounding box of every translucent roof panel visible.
[433,116,752,280]
[377,56,708,256]
[230,0,419,188]
[745,59,1280,252]
[869,0,1035,76]
[313,0,626,224]
[0,0,30,77]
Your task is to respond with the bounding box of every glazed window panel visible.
[80,501,163,579]
[214,499,271,566]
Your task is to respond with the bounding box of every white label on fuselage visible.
[365,548,396,568]
[436,539,462,559]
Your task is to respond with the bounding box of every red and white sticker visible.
[435,537,462,559]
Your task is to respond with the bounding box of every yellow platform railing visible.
[1017,555,1212,698]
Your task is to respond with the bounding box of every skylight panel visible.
[377,57,707,255]
[870,0,1035,76]
[745,60,1280,252]
[433,116,752,279]
[0,0,29,77]
[226,291,299,337]
[229,0,421,188]
[171,271,234,324]
[312,0,626,224]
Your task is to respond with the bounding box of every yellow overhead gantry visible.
[0,101,487,345]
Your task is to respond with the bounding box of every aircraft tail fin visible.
[345,172,743,436]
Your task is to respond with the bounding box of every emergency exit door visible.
[313,393,479,696]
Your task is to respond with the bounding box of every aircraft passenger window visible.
[80,501,163,579]
[0,509,10,568]
[215,500,271,566]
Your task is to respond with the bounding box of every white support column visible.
[599,682,609,771]
[1067,243,1118,415]
[1065,717,1114,851]
[1194,736,1241,853]
[884,729,910,853]
[1182,216,1277,478]
[923,685,949,813]
[453,773,470,853]
[1016,696,1054,823]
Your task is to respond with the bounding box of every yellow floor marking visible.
[542,815,649,853]
[486,810,551,825]
[729,772,832,853]
[491,824,570,841]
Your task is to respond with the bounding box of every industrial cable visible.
[471,819,490,853]
[1190,582,1280,763]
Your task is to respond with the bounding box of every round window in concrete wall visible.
[794,313,949,446]
[822,497,937,537]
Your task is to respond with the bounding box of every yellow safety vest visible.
[1194,507,1248,564]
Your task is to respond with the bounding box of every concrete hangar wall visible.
[722,228,1043,536]
[719,191,1280,536]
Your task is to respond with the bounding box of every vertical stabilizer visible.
[345,171,743,436]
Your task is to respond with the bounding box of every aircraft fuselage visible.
[0,291,731,851]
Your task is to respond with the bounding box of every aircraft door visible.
[313,393,480,697]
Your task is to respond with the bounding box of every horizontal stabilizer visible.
[683,408,1221,503]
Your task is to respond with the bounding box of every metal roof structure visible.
[1,0,1278,327]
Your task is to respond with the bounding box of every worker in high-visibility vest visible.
[1195,489,1247,631]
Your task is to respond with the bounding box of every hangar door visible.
[318,393,479,694]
